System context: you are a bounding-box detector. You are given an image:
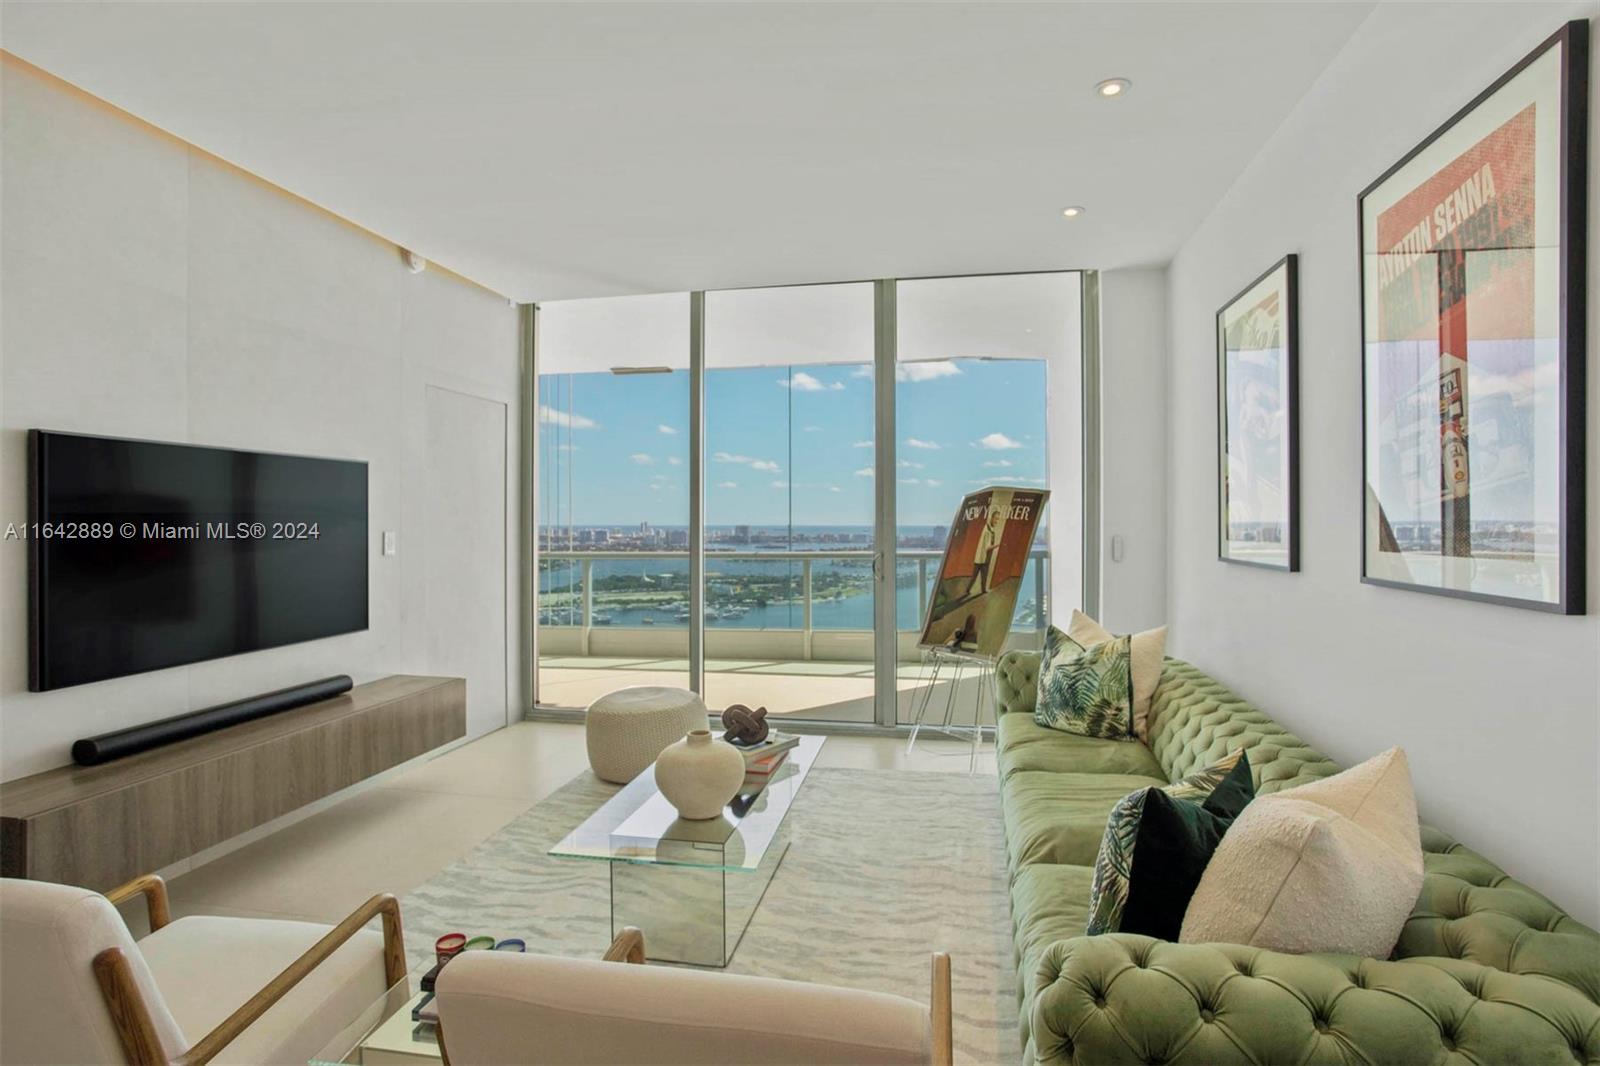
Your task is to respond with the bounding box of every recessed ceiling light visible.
[1096,78,1132,98]
[1060,206,1085,219]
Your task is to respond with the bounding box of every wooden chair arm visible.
[931,951,952,1066]
[602,926,646,964]
[104,874,172,932]
[95,892,406,1066]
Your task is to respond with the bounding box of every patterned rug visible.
[400,766,1017,1064]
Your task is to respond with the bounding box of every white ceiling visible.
[1,1,1375,302]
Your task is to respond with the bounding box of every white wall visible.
[0,61,523,781]
[1099,267,1169,634]
[1165,3,1600,925]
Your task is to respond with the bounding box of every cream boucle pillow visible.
[1179,747,1423,959]
[1067,609,1166,741]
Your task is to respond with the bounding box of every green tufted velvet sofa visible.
[992,651,1600,1065]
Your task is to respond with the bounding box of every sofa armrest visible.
[996,650,1041,716]
[1029,934,1600,1065]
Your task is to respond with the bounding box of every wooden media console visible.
[0,675,466,890]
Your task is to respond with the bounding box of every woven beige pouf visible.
[584,686,709,784]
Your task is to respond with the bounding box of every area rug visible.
[399,766,1017,1064]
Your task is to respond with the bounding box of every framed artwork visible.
[1217,254,1299,570]
[1359,20,1588,613]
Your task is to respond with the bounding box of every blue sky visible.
[538,358,1049,528]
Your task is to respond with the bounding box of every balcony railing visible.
[536,548,1048,661]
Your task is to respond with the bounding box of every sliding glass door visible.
[533,273,1082,726]
[703,283,878,723]
[893,272,1082,724]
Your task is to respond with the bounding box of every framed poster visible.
[919,486,1048,660]
[1359,20,1587,613]
[1218,254,1299,570]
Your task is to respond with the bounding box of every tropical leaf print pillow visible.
[1087,749,1254,937]
[1034,627,1134,740]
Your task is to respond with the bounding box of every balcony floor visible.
[537,655,991,725]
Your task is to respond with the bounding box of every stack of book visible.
[737,730,799,780]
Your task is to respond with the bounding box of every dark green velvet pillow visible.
[1087,750,1254,939]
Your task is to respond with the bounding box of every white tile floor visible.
[118,721,996,935]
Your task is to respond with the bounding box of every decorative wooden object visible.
[94,891,406,1066]
[720,703,769,745]
[1,675,465,891]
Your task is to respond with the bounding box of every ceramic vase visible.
[655,729,745,819]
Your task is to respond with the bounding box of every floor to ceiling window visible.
[893,272,1082,724]
[535,293,691,709]
[533,272,1084,726]
[704,283,878,722]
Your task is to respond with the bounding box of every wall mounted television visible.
[28,430,369,691]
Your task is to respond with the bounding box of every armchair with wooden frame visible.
[435,927,954,1066]
[0,872,406,1066]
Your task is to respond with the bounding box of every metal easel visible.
[904,644,996,774]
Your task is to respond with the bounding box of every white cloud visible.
[982,459,1014,468]
[850,365,873,379]
[900,477,923,485]
[630,453,656,465]
[828,485,841,493]
[925,479,943,487]
[897,361,961,383]
[782,371,826,392]
[854,467,874,478]
[976,432,1023,450]
[539,405,597,429]
[714,452,779,473]
[899,459,924,469]
[658,424,678,435]
[829,381,845,391]
[648,483,662,491]
[667,456,681,466]
[853,440,874,448]
[716,481,739,489]
[770,480,789,489]
[905,438,941,450]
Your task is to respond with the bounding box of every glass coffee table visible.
[549,734,825,967]
[308,966,439,1065]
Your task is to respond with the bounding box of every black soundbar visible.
[71,675,355,766]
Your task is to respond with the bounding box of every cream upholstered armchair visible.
[435,928,953,1066]
[0,874,405,1065]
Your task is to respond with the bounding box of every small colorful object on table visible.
[462,935,496,951]
[434,932,466,963]
[493,938,526,952]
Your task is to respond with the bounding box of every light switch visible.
[1111,534,1125,563]
[383,531,397,556]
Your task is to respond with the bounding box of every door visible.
[425,385,509,738]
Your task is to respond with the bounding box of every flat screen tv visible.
[28,430,368,691]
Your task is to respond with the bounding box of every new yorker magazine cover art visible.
[919,487,1048,659]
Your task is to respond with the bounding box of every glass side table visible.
[308,966,438,1066]
[548,735,825,967]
